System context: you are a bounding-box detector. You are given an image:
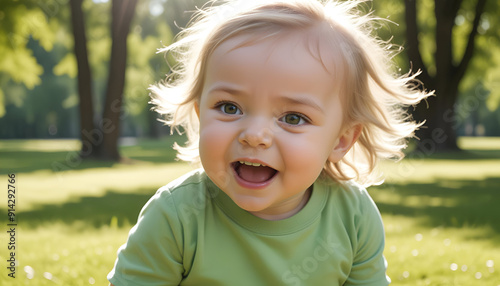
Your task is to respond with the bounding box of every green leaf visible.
[0,47,43,89]
[0,88,5,118]
[53,53,77,78]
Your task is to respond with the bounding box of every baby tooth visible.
[239,161,265,167]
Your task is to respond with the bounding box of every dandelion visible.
[443,239,451,246]
[43,272,53,280]
[415,233,423,242]
[24,266,35,279]
[402,271,410,278]
[486,260,494,268]
[89,277,96,284]
[450,263,458,271]
[475,272,482,279]
[411,249,419,257]
[461,265,468,272]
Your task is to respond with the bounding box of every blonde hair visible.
[150,0,432,187]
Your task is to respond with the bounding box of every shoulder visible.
[316,179,385,247]
[319,179,379,215]
[131,168,209,224]
[317,180,389,285]
[342,180,378,209]
[156,168,208,196]
[144,168,215,224]
[131,168,211,231]
[149,169,209,207]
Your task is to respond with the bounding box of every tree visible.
[70,0,96,157]
[0,1,55,118]
[70,0,138,160]
[404,0,487,151]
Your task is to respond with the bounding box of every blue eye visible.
[280,113,307,125]
[219,102,241,115]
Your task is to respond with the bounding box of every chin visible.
[229,193,271,212]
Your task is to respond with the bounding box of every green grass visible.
[371,137,500,285]
[0,136,192,285]
[0,136,499,285]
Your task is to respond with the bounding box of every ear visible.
[328,124,362,163]
[194,101,200,119]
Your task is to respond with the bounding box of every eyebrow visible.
[206,82,247,96]
[279,94,324,113]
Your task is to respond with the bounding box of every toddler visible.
[108,0,431,285]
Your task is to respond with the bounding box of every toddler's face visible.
[197,32,357,220]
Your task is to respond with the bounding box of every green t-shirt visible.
[108,169,390,285]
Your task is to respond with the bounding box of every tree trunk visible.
[100,0,138,161]
[431,0,460,151]
[70,0,101,158]
[404,0,486,152]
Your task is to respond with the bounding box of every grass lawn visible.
[1,136,499,285]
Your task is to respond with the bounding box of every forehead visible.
[210,26,348,78]
[207,33,319,82]
[205,26,357,105]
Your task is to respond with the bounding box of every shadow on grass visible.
[0,150,116,174]
[371,177,500,235]
[15,189,154,229]
[15,177,500,236]
[0,137,180,174]
[405,149,500,161]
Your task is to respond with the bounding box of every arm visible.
[344,191,391,285]
[108,190,184,285]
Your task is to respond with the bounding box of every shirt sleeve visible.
[344,189,391,285]
[108,189,185,286]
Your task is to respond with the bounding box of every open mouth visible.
[232,161,278,184]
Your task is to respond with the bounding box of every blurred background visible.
[0,0,499,285]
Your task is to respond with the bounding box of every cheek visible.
[279,132,335,170]
[200,127,222,158]
[199,120,234,163]
[199,122,237,189]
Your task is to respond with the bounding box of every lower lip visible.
[232,168,277,190]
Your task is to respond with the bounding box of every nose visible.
[238,118,273,149]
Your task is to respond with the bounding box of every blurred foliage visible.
[372,0,500,137]
[0,1,55,91]
[0,0,183,138]
[0,0,499,138]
